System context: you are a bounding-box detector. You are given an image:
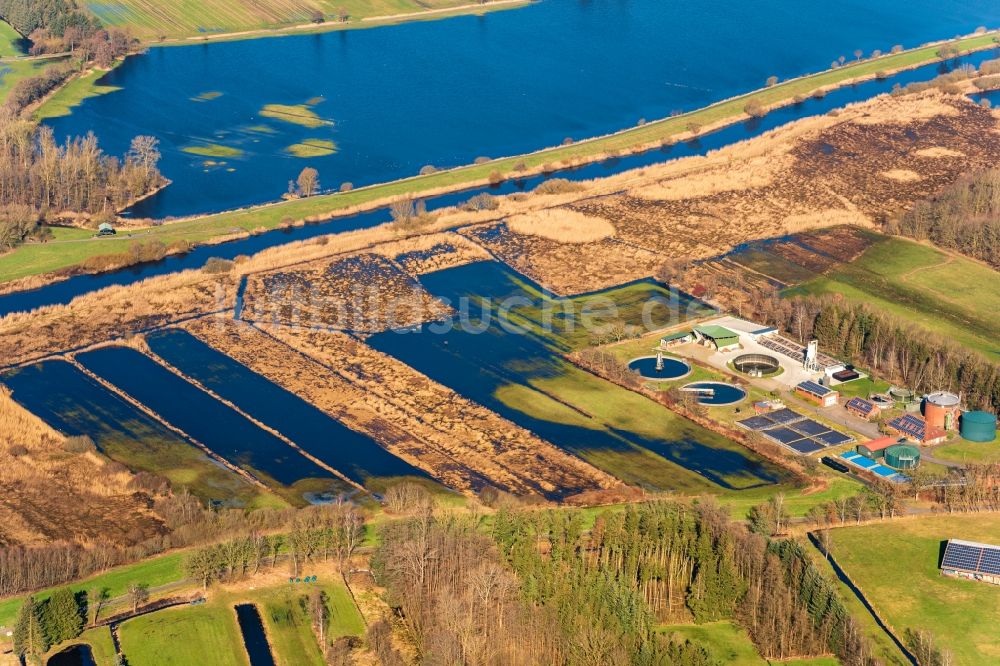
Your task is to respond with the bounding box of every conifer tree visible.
[46,587,83,643]
[12,596,50,664]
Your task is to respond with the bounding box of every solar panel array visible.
[737,409,854,455]
[758,334,840,368]
[845,397,876,417]
[797,380,834,397]
[888,413,926,440]
[941,540,1000,576]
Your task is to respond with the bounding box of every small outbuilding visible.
[97,222,116,236]
[885,414,946,445]
[941,539,1000,585]
[857,436,897,459]
[845,396,880,420]
[693,325,741,352]
[795,380,839,408]
[658,330,693,348]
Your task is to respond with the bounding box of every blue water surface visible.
[45,0,1000,218]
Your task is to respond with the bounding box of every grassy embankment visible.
[83,0,526,42]
[830,513,1000,665]
[3,31,998,285]
[931,435,1000,465]
[787,236,1000,360]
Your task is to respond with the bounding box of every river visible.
[44,0,1000,219]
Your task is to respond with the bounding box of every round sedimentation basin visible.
[681,381,747,406]
[628,356,691,380]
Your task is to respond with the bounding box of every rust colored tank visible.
[924,391,960,430]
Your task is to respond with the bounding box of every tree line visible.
[887,169,1000,271]
[0,110,164,248]
[748,293,1000,413]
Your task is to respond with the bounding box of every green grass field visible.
[831,514,1000,665]
[803,539,910,666]
[119,602,248,666]
[44,627,118,666]
[0,20,25,57]
[83,0,505,41]
[659,620,839,665]
[3,31,998,285]
[931,436,1000,465]
[788,237,1000,360]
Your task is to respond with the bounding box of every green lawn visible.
[803,539,910,666]
[831,514,1000,665]
[44,627,118,666]
[932,437,1000,465]
[118,603,249,666]
[660,620,839,665]
[788,238,1000,359]
[0,56,69,105]
[0,551,185,630]
[0,20,25,57]
[115,576,362,665]
[2,32,998,284]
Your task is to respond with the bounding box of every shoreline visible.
[135,0,532,47]
[3,29,998,292]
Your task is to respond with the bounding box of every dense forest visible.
[888,169,1000,270]
[375,501,877,665]
[0,0,98,42]
[745,293,1000,413]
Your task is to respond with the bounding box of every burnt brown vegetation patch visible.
[242,252,451,332]
[459,221,665,296]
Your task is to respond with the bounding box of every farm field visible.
[83,0,505,41]
[831,513,1000,665]
[0,20,25,57]
[787,237,1000,359]
[118,602,248,666]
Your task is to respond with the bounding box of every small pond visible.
[628,356,691,380]
[682,382,747,406]
[47,644,96,666]
[235,604,277,666]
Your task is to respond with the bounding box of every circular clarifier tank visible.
[628,356,691,380]
[682,381,747,406]
[732,353,780,376]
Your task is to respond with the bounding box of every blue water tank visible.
[960,411,997,443]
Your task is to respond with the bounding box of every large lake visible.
[45,0,1000,218]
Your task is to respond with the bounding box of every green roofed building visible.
[693,325,741,351]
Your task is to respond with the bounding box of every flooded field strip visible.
[144,328,428,485]
[63,355,267,490]
[75,346,340,491]
[227,319,614,497]
[242,323,552,493]
[136,338,367,494]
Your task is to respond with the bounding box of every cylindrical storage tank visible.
[884,444,921,470]
[961,411,997,443]
[924,391,960,429]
